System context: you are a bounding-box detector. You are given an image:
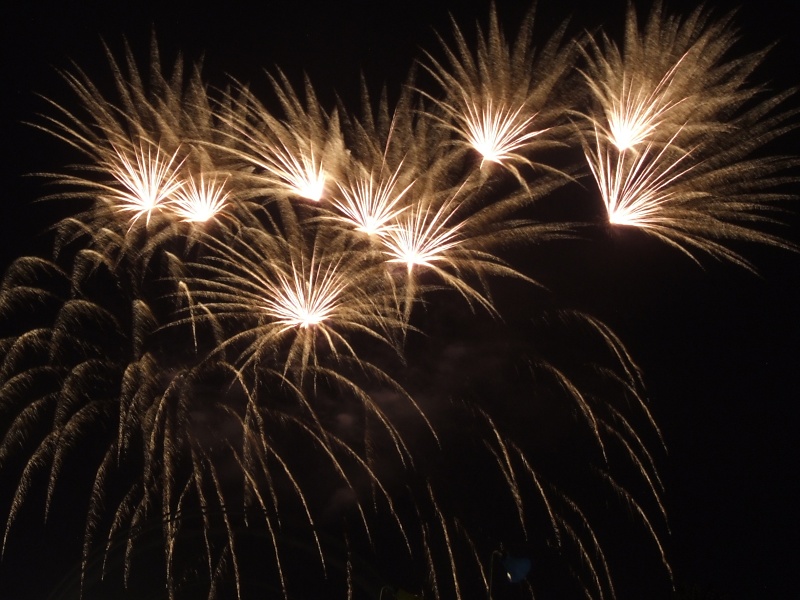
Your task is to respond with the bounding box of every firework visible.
[1,3,796,599]
[579,2,799,268]
[421,4,579,183]
[167,174,231,223]
[215,73,346,203]
[26,38,240,284]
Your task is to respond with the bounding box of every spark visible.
[184,221,407,382]
[106,143,185,225]
[264,144,327,201]
[331,164,413,236]
[586,128,696,227]
[600,56,688,152]
[214,72,344,203]
[580,2,799,267]
[380,198,465,273]
[167,174,231,222]
[421,3,578,182]
[261,259,347,330]
[463,100,545,166]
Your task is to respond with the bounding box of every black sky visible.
[1,1,798,598]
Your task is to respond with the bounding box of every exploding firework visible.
[579,2,799,268]
[1,2,797,599]
[421,4,579,184]
[215,73,347,203]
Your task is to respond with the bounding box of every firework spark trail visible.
[167,174,231,223]
[330,163,414,237]
[107,142,186,226]
[585,127,697,227]
[177,211,444,476]
[599,55,689,152]
[461,99,545,167]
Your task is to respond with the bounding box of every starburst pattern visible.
[462,99,544,166]
[1,3,797,600]
[331,164,413,236]
[580,2,799,268]
[422,4,578,182]
[107,142,186,225]
[217,74,345,203]
[167,174,231,222]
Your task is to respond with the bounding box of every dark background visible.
[1,1,798,598]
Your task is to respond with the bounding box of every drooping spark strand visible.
[106,143,185,225]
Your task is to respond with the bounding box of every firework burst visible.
[330,163,414,237]
[421,4,579,183]
[217,73,346,203]
[579,2,799,268]
[167,174,231,223]
[26,38,240,284]
[1,3,797,599]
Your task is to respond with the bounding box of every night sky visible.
[1,1,798,599]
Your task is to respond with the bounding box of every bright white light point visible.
[168,175,230,222]
[381,202,464,274]
[261,266,346,331]
[109,143,185,225]
[296,309,323,328]
[604,57,688,152]
[332,168,413,236]
[609,123,640,152]
[463,100,542,165]
[293,167,326,201]
[267,145,326,201]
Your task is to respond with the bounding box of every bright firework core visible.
[109,143,185,224]
[465,101,543,165]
